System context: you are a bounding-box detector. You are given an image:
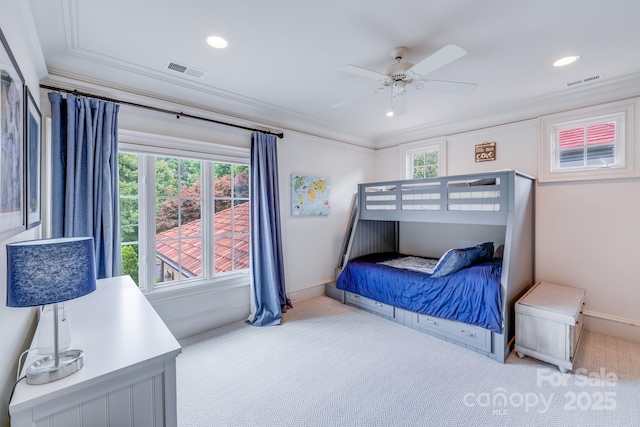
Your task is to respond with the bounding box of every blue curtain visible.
[248,131,291,326]
[48,92,121,279]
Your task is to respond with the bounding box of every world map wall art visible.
[291,174,330,216]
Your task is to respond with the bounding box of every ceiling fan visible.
[333,45,477,116]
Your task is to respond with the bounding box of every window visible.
[154,157,203,282]
[118,152,249,293]
[539,99,639,182]
[399,138,446,179]
[409,148,439,179]
[212,164,249,274]
[557,122,616,169]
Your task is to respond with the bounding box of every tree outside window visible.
[411,150,439,179]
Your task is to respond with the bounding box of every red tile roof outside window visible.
[155,201,249,279]
[558,122,615,148]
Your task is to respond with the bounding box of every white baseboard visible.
[158,280,331,340]
[167,303,251,340]
[287,280,331,303]
[583,310,640,344]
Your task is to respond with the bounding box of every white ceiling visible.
[26,0,640,148]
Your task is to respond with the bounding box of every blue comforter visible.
[336,252,503,333]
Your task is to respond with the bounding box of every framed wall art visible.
[0,28,26,241]
[25,86,41,229]
[291,174,330,216]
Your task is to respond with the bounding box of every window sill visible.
[143,273,250,303]
[538,166,639,183]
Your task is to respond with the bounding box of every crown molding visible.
[42,72,377,150]
[374,72,640,149]
[13,0,48,79]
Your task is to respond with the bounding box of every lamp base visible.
[37,305,72,354]
[25,349,85,385]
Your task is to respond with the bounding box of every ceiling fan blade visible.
[408,44,468,78]
[391,91,407,116]
[417,79,477,95]
[332,87,387,108]
[341,64,389,81]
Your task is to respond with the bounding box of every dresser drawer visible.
[345,292,395,318]
[414,313,492,352]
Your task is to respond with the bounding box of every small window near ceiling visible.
[399,138,446,180]
[539,99,638,182]
[410,149,439,179]
[556,120,617,170]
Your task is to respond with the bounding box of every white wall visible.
[0,4,43,426]
[278,133,376,300]
[376,106,640,344]
[444,120,537,177]
[373,146,400,181]
[537,179,640,341]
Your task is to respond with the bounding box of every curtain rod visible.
[39,84,284,139]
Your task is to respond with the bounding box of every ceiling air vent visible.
[566,73,604,88]
[164,60,207,79]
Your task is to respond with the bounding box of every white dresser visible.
[515,281,585,373]
[9,276,182,427]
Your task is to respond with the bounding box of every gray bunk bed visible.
[329,170,535,363]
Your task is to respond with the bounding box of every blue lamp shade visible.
[6,237,97,308]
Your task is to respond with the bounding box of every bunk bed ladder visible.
[337,193,359,270]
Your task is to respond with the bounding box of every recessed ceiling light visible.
[553,55,580,67]
[386,111,394,117]
[205,35,228,49]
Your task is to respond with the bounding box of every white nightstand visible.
[9,276,182,427]
[515,281,586,373]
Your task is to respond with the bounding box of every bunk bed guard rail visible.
[358,171,521,226]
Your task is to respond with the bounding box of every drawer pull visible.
[425,318,439,325]
[353,295,362,300]
[460,329,476,338]
[374,302,384,307]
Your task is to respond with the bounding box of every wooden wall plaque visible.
[475,142,496,162]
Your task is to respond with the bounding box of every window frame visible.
[398,137,446,180]
[119,130,251,295]
[538,99,639,182]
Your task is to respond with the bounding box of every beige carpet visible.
[177,296,640,426]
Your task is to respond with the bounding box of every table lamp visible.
[6,237,97,385]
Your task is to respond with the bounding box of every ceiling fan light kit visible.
[392,81,407,95]
[334,44,477,117]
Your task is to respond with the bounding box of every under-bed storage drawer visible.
[345,292,395,319]
[413,313,492,352]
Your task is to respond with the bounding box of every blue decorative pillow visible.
[477,241,495,260]
[430,242,494,278]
